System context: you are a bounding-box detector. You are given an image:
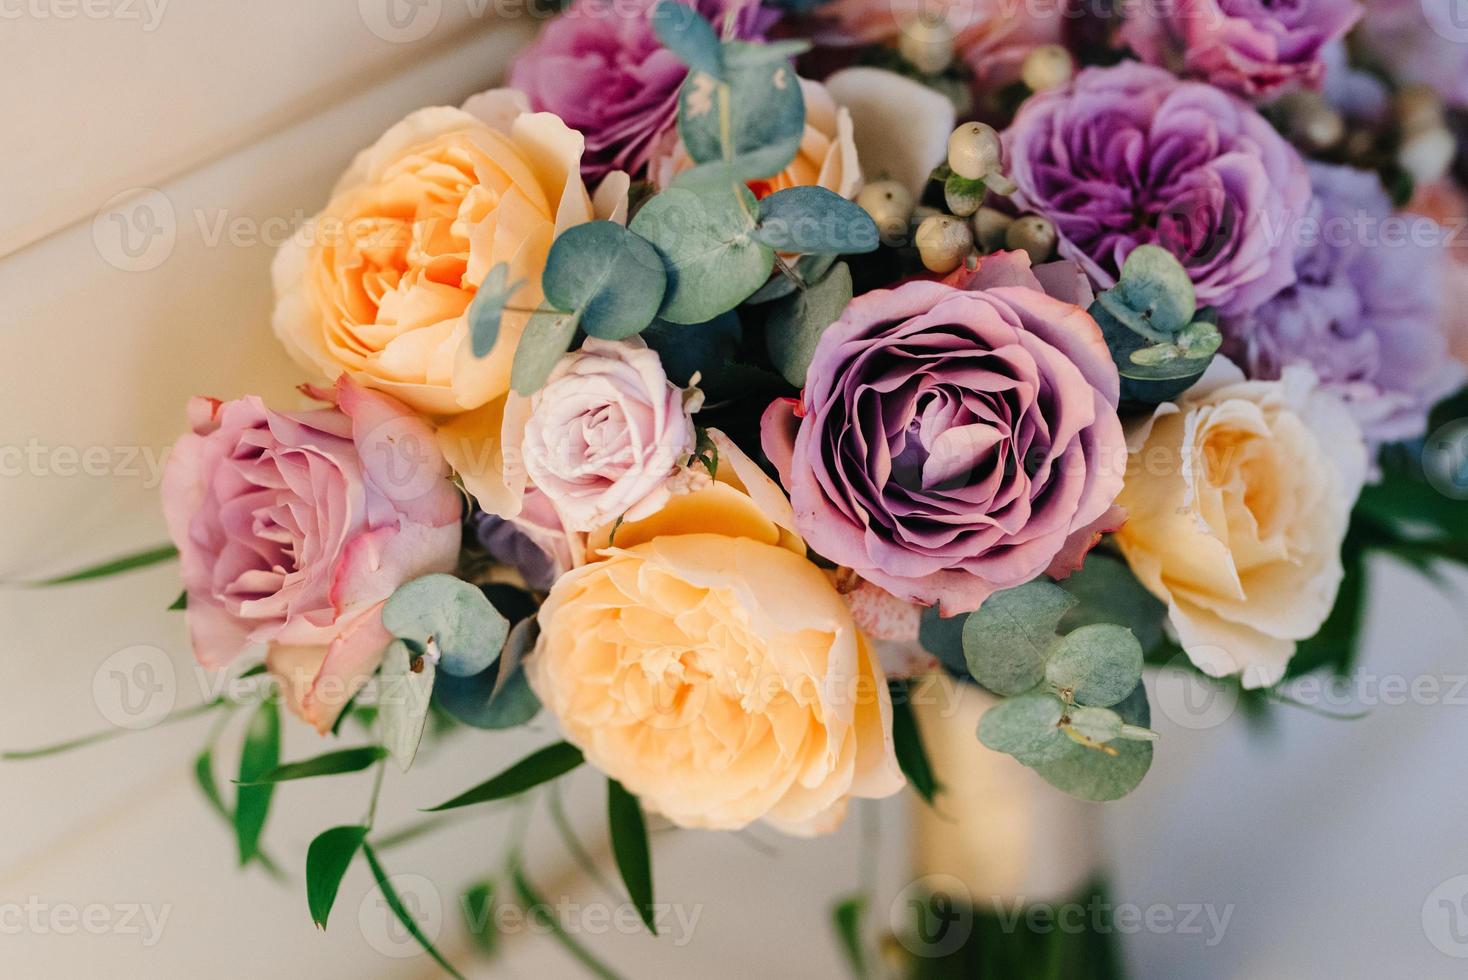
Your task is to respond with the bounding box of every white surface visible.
[4,7,1468,980]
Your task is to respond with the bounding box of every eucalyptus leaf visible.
[607,780,657,935]
[753,187,879,255]
[766,261,852,387]
[1107,244,1196,336]
[746,252,837,304]
[1044,624,1144,708]
[469,263,523,358]
[511,308,579,395]
[425,741,584,812]
[962,580,1078,696]
[1059,553,1167,655]
[977,692,1070,766]
[235,697,280,866]
[542,221,666,340]
[650,0,722,78]
[917,606,969,675]
[306,825,368,929]
[677,41,804,178]
[382,575,509,678]
[1031,683,1153,801]
[435,657,541,731]
[1066,705,1123,745]
[641,312,742,386]
[379,639,435,772]
[630,184,774,324]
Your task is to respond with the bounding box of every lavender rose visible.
[1121,0,1361,101]
[1003,62,1312,319]
[509,0,772,180]
[1358,0,1468,108]
[761,255,1127,615]
[1224,163,1464,446]
[161,377,463,732]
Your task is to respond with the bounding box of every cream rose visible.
[272,89,628,417]
[526,433,904,835]
[649,77,861,200]
[1115,360,1367,688]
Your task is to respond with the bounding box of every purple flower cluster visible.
[1225,163,1464,445]
[1002,63,1312,319]
[508,0,772,180]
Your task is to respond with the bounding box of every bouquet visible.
[15,0,1468,974]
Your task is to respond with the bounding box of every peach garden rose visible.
[526,433,905,835]
[271,89,628,419]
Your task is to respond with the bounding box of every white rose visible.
[1115,359,1368,688]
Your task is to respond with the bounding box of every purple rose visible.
[1224,163,1464,446]
[760,255,1127,615]
[1121,0,1361,101]
[509,0,772,180]
[1358,0,1468,108]
[1003,62,1312,319]
[473,488,576,592]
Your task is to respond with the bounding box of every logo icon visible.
[890,874,974,958]
[1423,874,1468,958]
[359,873,442,957]
[92,188,177,272]
[359,0,442,42]
[92,645,177,730]
[1424,420,1468,501]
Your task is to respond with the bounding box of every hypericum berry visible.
[898,14,955,76]
[1004,214,1057,264]
[915,214,973,273]
[1021,45,1073,93]
[972,206,1014,253]
[1396,84,1445,137]
[1400,125,1457,186]
[947,122,1003,181]
[857,179,915,244]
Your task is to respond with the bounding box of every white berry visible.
[857,179,915,243]
[972,206,1014,253]
[947,122,1003,181]
[898,14,955,76]
[1021,45,1073,92]
[915,214,974,273]
[1005,214,1057,264]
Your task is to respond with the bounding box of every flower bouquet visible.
[14,0,1468,975]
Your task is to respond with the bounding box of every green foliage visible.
[677,41,806,179]
[511,308,579,395]
[765,261,852,387]
[462,881,500,958]
[917,606,970,675]
[650,0,723,78]
[1044,625,1143,709]
[242,746,386,785]
[235,697,280,866]
[977,692,1070,766]
[630,184,774,324]
[5,542,177,587]
[468,263,523,358]
[382,574,509,678]
[1058,553,1167,655]
[362,843,466,979]
[511,865,626,980]
[1092,244,1220,398]
[606,780,657,934]
[425,742,584,812]
[379,639,435,771]
[1029,685,1155,802]
[889,680,940,806]
[306,825,368,929]
[542,221,667,340]
[641,312,742,387]
[753,187,879,255]
[961,580,1076,696]
[831,894,869,980]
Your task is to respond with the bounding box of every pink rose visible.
[162,377,462,732]
[499,339,703,533]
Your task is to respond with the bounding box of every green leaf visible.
[1066,705,1123,745]
[978,692,1070,766]
[754,187,879,254]
[1105,244,1196,337]
[469,263,524,358]
[917,606,969,675]
[6,543,177,587]
[1044,624,1144,708]
[242,746,385,785]
[168,590,187,610]
[435,658,541,730]
[195,746,287,879]
[630,184,774,324]
[766,261,852,387]
[641,312,742,387]
[511,308,579,395]
[607,779,657,935]
[361,843,466,980]
[512,866,626,980]
[831,894,869,980]
[542,221,667,340]
[650,0,722,78]
[3,700,224,762]
[462,881,500,958]
[235,697,281,866]
[425,742,584,811]
[678,42,805,178]
[306,825,368,929]
[1058,554,1167,656]
[382,575,509,679]
[962,580,1078,696]
[1031,684,1153,801]
[380,638,435,772]
[746,252,838,304]
[889,681,940,806]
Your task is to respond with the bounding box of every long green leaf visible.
[235,698,280,865]
[239,746,386,786]
[362,843,466,979]
[512,865,625,980]
[194,746,285,879]
[831,894,869,979]
[606,779,656,935]
[889,682,940,806]
[425,742,583,812]
[5,543,178,587]
[3,700,222,761]
[462,881,499,957]
[306,825,369,929]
